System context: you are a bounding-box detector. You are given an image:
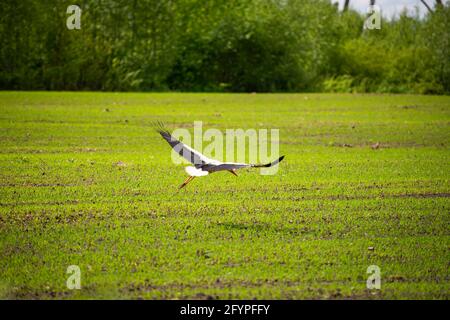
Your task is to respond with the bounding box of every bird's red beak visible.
[228,169,238,177]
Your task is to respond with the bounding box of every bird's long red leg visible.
[228,169,238,177]
[179,176,195,190]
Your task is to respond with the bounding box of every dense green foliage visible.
[0,0,450,93]
[0,92,449,299]
[0,1,449,93]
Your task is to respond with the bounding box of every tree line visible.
[0,0,449,94]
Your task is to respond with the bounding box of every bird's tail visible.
[251,155,285,168]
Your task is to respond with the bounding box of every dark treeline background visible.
[0,0,449,93]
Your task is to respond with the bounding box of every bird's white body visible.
[185,166,209,176]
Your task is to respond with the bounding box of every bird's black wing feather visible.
[251,155,285,168]
[153,121,209,167]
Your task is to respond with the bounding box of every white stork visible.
[155,122,285,189]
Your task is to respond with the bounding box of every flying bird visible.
[155,122,285,189]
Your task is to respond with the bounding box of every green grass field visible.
[0,92,449,299]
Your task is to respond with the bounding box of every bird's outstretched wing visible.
[154,121,213,168]
[251,155,285,168]
[219,156,285,171]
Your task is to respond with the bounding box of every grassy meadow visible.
[0,91,449,299]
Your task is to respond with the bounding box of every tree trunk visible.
[343,0,350,12]
[420,0,433,13]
